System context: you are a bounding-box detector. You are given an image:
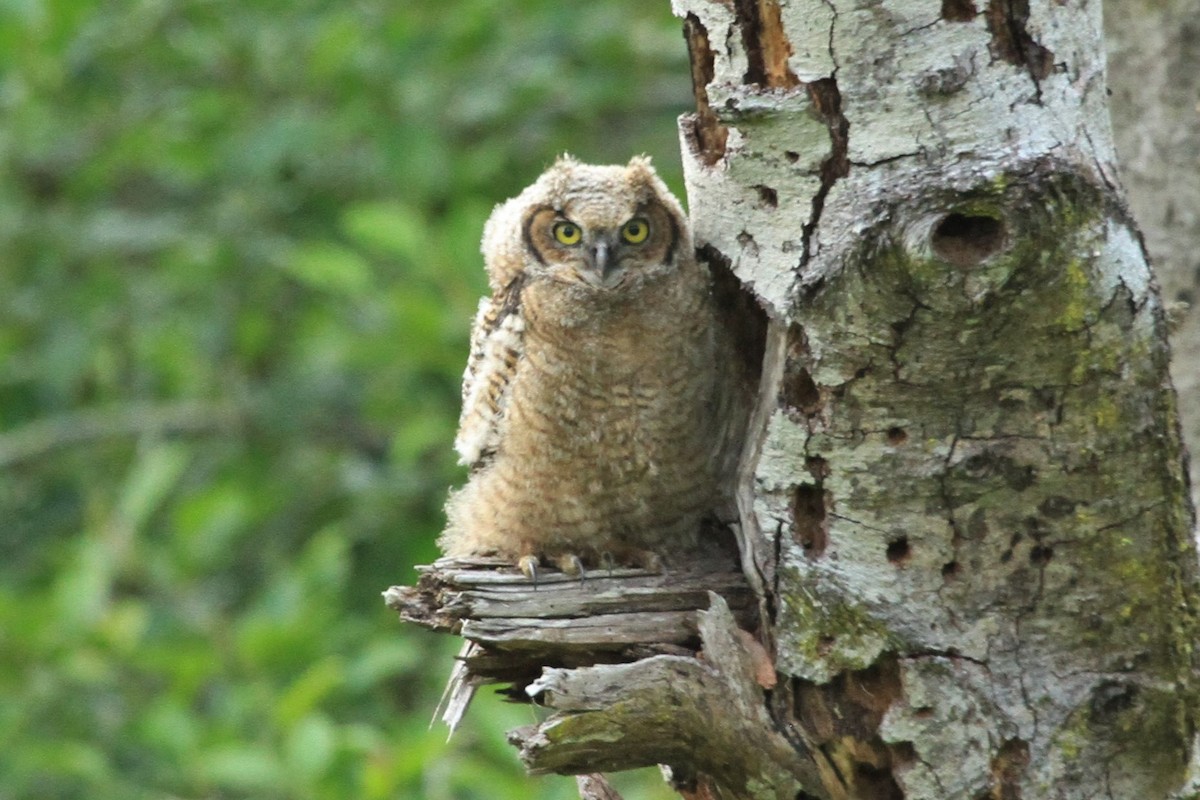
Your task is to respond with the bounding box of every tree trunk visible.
[391,1,1200,797]
[672,0,1200,795]
[1104,0,1200,511]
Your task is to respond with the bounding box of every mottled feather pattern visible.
[440,155,735,573]
[455,280,525,467]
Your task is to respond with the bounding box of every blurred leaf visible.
[97,598,149,654]
[274,657,345,730]
[392,407,456,465]
[343,638,421,692]
[284,242,376,297]
[285,713,337,783]
[198,744,286,793]
[51,532,116,634]
[118,442,190,532]
[342,201,427,264]
[171,481,253,572]
[136,698,199,763]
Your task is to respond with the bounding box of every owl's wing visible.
[454,278,525,468]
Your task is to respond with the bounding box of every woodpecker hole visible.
[806,456,831,480]
[942,0,978,21]
[782,367,821,415]
[931,213,1006,267]
[1030,545,1053,566]
[791,484,827,557]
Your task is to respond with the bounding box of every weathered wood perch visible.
[384,553,823,798]
[385,551,758,678]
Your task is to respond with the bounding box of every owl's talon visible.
[518,555,539,585]
[557,553,585,581]
[638,550,664,573]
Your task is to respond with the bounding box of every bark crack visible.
[684,13,729,166]
[984,0,1054,102]
[935,430,974,614]
[1081,127,1119,194]
[903,649,989,667]
[899,18,942,38]
[848,152,921,169]
[1094,501,1166,534]
[828,512,891,535]
[798,0,847,275]
[1011,614,1041,744]
[914,751,950,797]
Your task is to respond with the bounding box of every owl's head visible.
[482,155,690,293]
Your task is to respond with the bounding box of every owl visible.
[439,155,735,580]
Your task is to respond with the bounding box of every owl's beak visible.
[584,238,620,286]
[590,240,612,276]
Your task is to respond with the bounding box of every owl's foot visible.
[555,553,586,581]
[516,552,586,583]
[517,555,540,584]
[599,548,664,574]
[633,549,664,573]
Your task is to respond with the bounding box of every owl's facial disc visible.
[524,200,678,291]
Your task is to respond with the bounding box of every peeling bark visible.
[684,13,729,166]
[984,0,1054,84]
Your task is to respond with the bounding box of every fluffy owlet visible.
[439,155,734,579]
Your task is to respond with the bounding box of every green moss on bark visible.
[768,163,1199,790]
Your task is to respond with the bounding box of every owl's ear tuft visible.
[543,154,582,200]
[626,154,655,178]
[625,155,666,200]
[626,155,678,211]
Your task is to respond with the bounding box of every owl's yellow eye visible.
[621,218,650,244]
[553,221,582,246]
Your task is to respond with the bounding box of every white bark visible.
[676,0,1200,797]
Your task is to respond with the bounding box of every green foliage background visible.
[0,1,690,797]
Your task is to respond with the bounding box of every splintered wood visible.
[383,552,757,730]
[386,553,756,671]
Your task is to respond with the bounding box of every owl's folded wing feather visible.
[454,278,525,468]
